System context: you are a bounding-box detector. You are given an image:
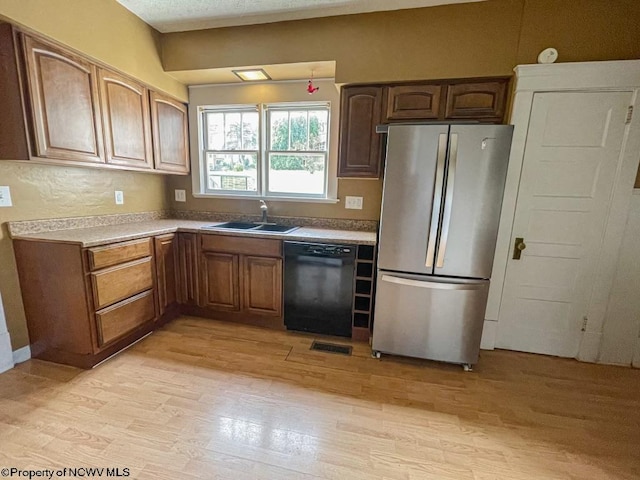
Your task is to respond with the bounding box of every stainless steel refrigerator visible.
[371,124,513,369]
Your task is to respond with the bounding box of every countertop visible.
[10,219,377,247]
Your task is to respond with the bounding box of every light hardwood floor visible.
[1,316,639,479]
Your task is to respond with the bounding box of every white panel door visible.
[496,91,633,357]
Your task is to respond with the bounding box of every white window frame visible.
[197,101,331,200]
[264,102,330,199]
[201,104,261,197]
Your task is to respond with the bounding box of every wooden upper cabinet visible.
[385,84,442,121]
[150,91,189,174]
[444,80,508,121]
[338,86,384,178]
[99,68,153,169]
[21,33,104,163]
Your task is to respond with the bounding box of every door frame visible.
[482,60,640,363]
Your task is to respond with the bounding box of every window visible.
[200,102,330,198]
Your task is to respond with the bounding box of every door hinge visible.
[581,316,588,332]
[626,106,634,124]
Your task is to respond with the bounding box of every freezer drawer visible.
[371,272,489,365]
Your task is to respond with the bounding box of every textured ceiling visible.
[116,0,483,33]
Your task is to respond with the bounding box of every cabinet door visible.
[21,34,104,163]
[150,91,189,174]
[338,86,384,178]
[155,234,178,315]
[385,84,442,121]
[201,252,240,311]
[178,233,199,305]
[243,256,282,316]
[444,80,508,122]
[99,68,153,169]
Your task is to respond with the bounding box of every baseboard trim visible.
[13,345,31,364]
[480,320,497,350]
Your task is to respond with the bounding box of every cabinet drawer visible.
[96,290,155,347]
[91,256,154,309]
[88,238,152,270]
[201,234,282,257]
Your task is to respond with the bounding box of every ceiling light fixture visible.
[232,68,271,82]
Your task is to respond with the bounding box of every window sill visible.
[191,193,341,204]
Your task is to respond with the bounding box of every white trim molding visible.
[485,60,640,364]
[0,293,14,374]
[12,345,31,365]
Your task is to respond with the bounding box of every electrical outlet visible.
[114,190,124,205]
[345,196,363,210]
[174,189,186,202]
[0,186,12,207]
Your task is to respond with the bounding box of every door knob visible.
[512,237,526,260]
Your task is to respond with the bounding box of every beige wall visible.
[164,0,640,221]
[170,80,383,220]
[0,0,183,349]
[161,0,640,84]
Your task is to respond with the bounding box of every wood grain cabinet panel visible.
[87,238,152,271]
[21,33,104,163]
[444,80,508,121]
[155,234,178,315]
[99,68,153,169]
[385,84,442,121]
[243,256,282,316]
[13,235,164,369]
[178,233,199,305]
[201,234,281,257]
[150,91,189,174]
[201,252,240,311]
[338,86,384,178]
[96,290,156,346]
[91,256,154,310]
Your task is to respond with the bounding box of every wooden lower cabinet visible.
[243,256,282,316]
[13,232,286,368]
[199,234,283,322]
[177,232,199,305]
[201,252,240,311]
[13,235,171,369]
[155,234,178,315]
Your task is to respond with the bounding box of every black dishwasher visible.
[284,241,356,337]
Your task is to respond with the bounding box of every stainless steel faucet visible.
[259,200,268,223]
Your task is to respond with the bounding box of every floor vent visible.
[310,341,352,356]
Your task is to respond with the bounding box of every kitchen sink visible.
[212,221,257,230]
[252,224,299,233]
[202,222,299,234]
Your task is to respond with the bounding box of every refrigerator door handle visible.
[435,133,458,268]
[381,274,486,291]
[425,133,448,268]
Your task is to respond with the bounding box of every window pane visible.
[241,112,259,150]
[270,111,289,151]
[289,111,308,151]
[206,152,257,192]
[224,112,242,150]
[268,153,325,195]
[309,110,328,151]
[206,113,225,150]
